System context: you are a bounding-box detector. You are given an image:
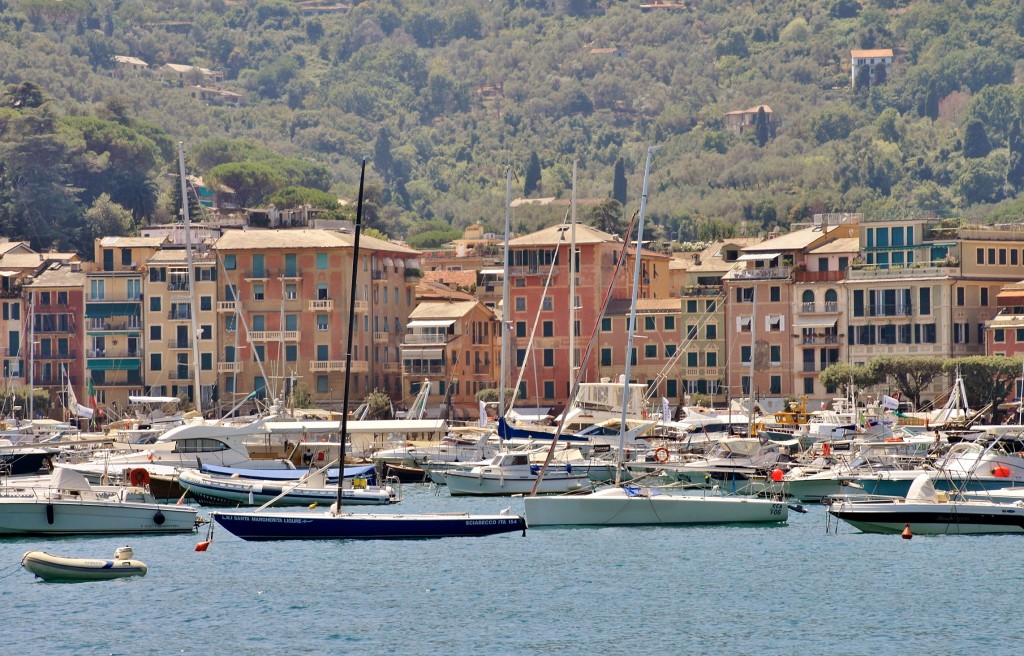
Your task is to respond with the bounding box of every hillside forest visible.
[3,0,1024,256]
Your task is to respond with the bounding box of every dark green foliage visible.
[586,198,624,236]
[266,186,339,210]
[524,151,541,197]
[754,107,770,147]
[1008,119,1024,192]
[963,119,992,159]
[612,158,627,206]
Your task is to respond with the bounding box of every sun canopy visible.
[402,348,444,359]
[407,320,455,328]
[793,316,838,329]
[128,396,181,404]
[85,303,140,319]
[737,252,781,262]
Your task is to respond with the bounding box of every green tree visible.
[1008,118,1024,192]
[963,119,992,159]
[206,162,287,208]
[923,79,940,120]
[869,356,944,411]
[586,198,624,235]
[265,186,338,210]
[944,356,1023,420]
[362,388,393,419]
[85,193,134,239]
[819,363,884,398]
[524,151,541,196]
[612,158,627,206]
[854,63,871,91]
[754,107,770,147]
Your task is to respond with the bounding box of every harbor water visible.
[3,485,1023,656]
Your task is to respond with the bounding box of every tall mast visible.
[27,289,34,422]
[616,147,656,485]
[748,282,756,436]
[499,167,512,428]
[335,160,366,512]
[569,159,577,392]
[178,142,203,416]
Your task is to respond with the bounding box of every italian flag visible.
[87,378,98,414]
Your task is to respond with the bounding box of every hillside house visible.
[850,49,893,87]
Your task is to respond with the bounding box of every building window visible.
[285,284,297,301]
[286,345,297,362]
[665,344,677,357]
[665,316,676,330]
[687,324,697,339]
[738,316,752,333]
[542,321,553,337]
[601,348,612,366]
[224,254,236,270]
[601,318,611,331]
[685,300,697,313]
[741,345,751,363]
[201,353,212,370]
[995,329,1005,343]
[516,321,526,338]
[543,349,554,367]
[317,315,328,331]
[706,299,716,312]
[543,381,555,399]
[645,344,657,359]
[150,353,161,371]
[515,297,526,312]
[919,287,931,315]
[803,378,814,395]
[150,325,161,341]
[770,286,780,302]
[253,284,264,301]
[542,296,553,311]
[957,287,965,306]
[770,345,781,365]
[686,352,698,367]
[767,316,784,332]
[981,288,989,306]
[316,375,329,393]
[706,351,718,367]
[705,324,717,340]
[516,349,526,366]
[770,375,781,394]
[666,379,678,398]
[645,316,656,330]
[317,253,328,269]
[736,287,753,303]
[200,325,212,340]
[1016,328,1024,343]
[90,279,105,300]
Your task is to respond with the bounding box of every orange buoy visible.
[993,465,1012,478]
[901,523,913,540]
[195,540,211,552]
[654,447,670,463]
[770,468,784,482]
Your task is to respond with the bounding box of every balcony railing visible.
[382,362,402,374]
[167,339,192,349]
[280,269,302,279]
[217,362,241,373]
[217,301,236,313]
[371,269,387,281]
[353,300,368,314]
[403,364,446,376]
[167,311,192,321]
[87,349,143,358]
[373,332,389,343]
[244,269,270,280]
[847,264,958,280]
[169,368,194,380]
[404,333,447,345]
[508,265,558,278]
[34,350,76,361]
[731,267,792,280]
[309,360,369,373]
[249,331,301,342]
[793,270,846,283]
[309,299,334,312]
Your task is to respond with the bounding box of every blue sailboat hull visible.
[211,510,527,541]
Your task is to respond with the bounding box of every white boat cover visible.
[49,468,93,493]
[906,473,938,503]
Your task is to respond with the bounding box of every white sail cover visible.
[906,473,938,503]
[49,467,93,493]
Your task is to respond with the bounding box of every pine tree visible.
[524,151,541,196]
[612,158,627,205]
[374,127,393,180]
[1008,118,1024,192]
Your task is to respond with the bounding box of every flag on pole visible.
[881,394,899,411]
[478,400,488,428]
[662,397,671,424]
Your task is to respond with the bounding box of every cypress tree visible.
[754,107,770,147]
[963,119,991,159]
[612,158,627,205]
[1008,118,1024,191]
[524,151,541,196]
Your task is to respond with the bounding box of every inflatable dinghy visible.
[22,546,148,582]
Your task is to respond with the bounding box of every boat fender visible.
[45,503,54,525]
[654,447,670,463]
[153,511,165,526]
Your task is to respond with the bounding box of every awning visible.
[737,252,781,261]
[479,268,504,275]
[0,271,18,277]
[128,396,181,404]
[793,316,838,329]
[407,319,456,328]
[87,358,141,371]
[401,348,444,359]
[85,303,140,318]
[997,290,1024,305]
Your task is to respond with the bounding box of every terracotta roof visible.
[423,269,477,288]
[415,280,476,302]
[215,229,347,250]
[725,104,773,116]
[26,263,86,288]
[509,223,616,247]
[851,49,893,58]
[744,227,824,252]
[808,237,860,255]
[671,239,763,273]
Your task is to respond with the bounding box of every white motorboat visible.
[524,485,789,526]
[444,451,590,496]
[0,468,198,536]
[827,473,1024,535]
[22,546,148,582]
[178,467,399,506]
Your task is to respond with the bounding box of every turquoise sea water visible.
[3,485,1023,656]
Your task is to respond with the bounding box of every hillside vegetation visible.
[2,0,1024,253]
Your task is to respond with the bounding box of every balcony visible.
[249,331,301,342]
[34,350,76,361]
[847,263,958,280]
[684,367,700,376]
[794,270,846,283]
[680,285,724,298]
[371,269,387,282]
[373,331,389,344]
[167,281,190,292]
[87,322,141,333]
[217,301,236,313]
[353,300,369,314]
[167,311,192,321]
[382,362,402,374]
[309,360,369,373]
[800,335,840,345]
[508,265,559,278]
[244,269,270,280]
[309,299,334,312]
[730,267,792,280]
[403,364,446,376]
[217,362,241,373]
[404,333,447,345]
[404,268,422,283]
[279,269,302,280]
[703,367,722,378]
[168,368,194,380]
[167,339,192,349]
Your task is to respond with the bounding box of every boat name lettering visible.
[238,516,310,523]
[465,519,515,525]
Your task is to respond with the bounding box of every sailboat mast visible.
[748,282,756,436]
[335,160,366,511]
[569,159,577,391]
[28,289,34,422]
[178,142,203,416]
[499,167,512,428]
[616,147,656,485]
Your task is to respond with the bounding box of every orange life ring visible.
[654,447,670,463]
[128,468,150,487]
